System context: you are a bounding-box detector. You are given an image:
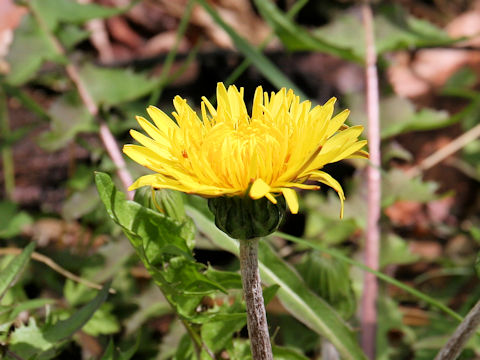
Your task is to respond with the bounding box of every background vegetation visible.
[1,0,480,359]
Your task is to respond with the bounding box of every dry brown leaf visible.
[388,6,480,99]
[409,240,442,260]
[158,0,270,49]
[385,200,425,228]
[22,218,107,251]
[0,0,27,74]
[140,30,189,57]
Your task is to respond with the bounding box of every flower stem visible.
[239,238,273,360]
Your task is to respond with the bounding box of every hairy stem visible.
[435,299,480,360]
[239,238,273,360]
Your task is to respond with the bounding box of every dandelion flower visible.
[123,83,368,218]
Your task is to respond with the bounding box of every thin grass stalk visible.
[361,2,381,358]
[0,88,15,200]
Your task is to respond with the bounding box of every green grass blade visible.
[196,0,307,100]
[44,280,111,342]
[149,0,196,105]
[0,242,35,300]
[276,231,464,323]
[223,0,309,89]
[253,0,362,63]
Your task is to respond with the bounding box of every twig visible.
[434,299,480,360]
[446,157,480,182]
[28,1,134,199]
[0,248,116,294]
[361,2,381,359]
[406,122,480,178]
[5,350,25,360]
[78,0,115,63]
[239,238,273,360]
[85,18,114,63]
[181,318,216,360]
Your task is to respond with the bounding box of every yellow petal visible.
[265,192,277,204]
[249,178,270,199]
[308,171,345,218]
[123,85,367,218]
[123,145,165,172]
[135,116,169,146]
[330,140,368,163]
[146,106,176,131]
[347,150,369,159]
[128,174,164,191]
[252,86,264,120]
[281,188,299,214]
[201,96,217,117]
[129,130,172,159]
[326,109,350,137]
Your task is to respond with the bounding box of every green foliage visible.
[380,233,420,268]
[37,93,95,151]
[8,318,56,360]
[95,172,231,316]
[4,15,60,85]
[382,169,439,206]
[196,0,308,99]
[78,64,158,107]
[0,299,54,328]
[30,0,126,31]
[315,4,453,58]
[297,251,356,319]
[82,303,120,336]
[134,187,188,223]
[272,346,310,360]
[43,281,111,343]
[200,299,246,353]
[254,0,361,62]
[254,2,453,62]
[347,94,452,139]
[100,336,140,360]
[0,243,34,299]
[57,24,90,50]
[4,0,480,358]
[0,202,33,239]
[95,172,254,356]
[8,282,110,359]
[61,186,100,220]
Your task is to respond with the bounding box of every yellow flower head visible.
[124,83,368,217]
